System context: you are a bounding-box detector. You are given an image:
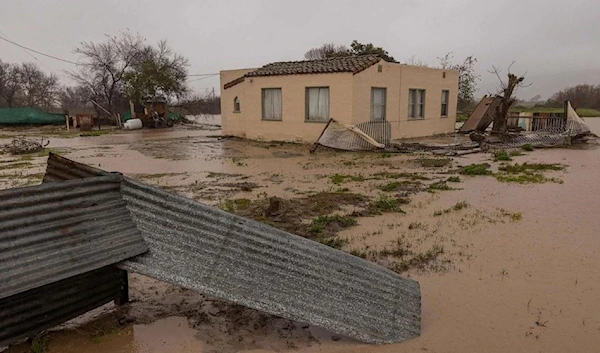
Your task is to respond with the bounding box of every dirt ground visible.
[2,117,600,353]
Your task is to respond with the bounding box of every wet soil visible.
[2,117,600,353]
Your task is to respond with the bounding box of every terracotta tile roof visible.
[224,55,381,89]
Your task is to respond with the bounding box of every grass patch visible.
[408,222,425,230]
[308,214,357,234]
[380,238,410,257]
[495,173,562,184]
[428,181,452,192]
[317,236,349,250]
[380,152,393,158]
[521,144,534,151]
[453,200,469,211]
[498,162,564,173]
[510,212,522,221]
[30,335,49,353]
[348,249,368,259]
[446,176,461,182]
[218,198,252,212]
[434,201,468,216]
[460,163,492,176]
[368,194,406,214]
[394,244,445,272]
[330,173,366,184]
[416,158,451,168]
[492,150,512,161]
[380,181,401,192]
[0,161,33,170]
[373,171,429,180]
[509,150,524,157]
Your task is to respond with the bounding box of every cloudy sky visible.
[0,0,597,99]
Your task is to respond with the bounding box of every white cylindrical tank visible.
[124,118,143,130]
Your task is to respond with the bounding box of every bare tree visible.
[489,63,528,133]
[304,43,349,60]
[70,31,145,117]
[19,62,59,108]
[0,63,22,108]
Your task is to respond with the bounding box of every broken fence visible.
[313,119,391,151]
[0,153,421,347]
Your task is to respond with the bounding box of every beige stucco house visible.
[220,55,458,143]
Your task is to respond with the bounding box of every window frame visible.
[370,87,387,121]
[233,96,240,113]
[440,90,449,117]
[261,88,282,121]
[305,86,330,123]
[408,88,426,120]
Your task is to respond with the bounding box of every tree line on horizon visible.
[0,32,218,118]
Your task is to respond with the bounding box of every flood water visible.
[2,119,600,353]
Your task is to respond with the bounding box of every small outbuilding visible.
[220,55,458,143]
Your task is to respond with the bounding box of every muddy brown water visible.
[2,120,600,353]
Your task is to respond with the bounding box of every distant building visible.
[220,55,458,143]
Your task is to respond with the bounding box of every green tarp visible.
[0,108,65,125]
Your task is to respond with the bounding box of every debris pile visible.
[1,136,49,155]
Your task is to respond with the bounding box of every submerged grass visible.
[460,163,492,176]
[308,214,357,234]
[428,181,453,192]
[498,162,564,173]
[492,150,512,161]
[368,194,406,214]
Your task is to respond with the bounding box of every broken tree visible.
[489,65,526,134]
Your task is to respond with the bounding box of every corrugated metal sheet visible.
[0,266,124,347]
[0,174,147,299]
[459,95,502,133]
[43,154,421,344]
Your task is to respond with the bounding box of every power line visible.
[0,34,85,66]
[187,74,219,83]
[0,33,219,78]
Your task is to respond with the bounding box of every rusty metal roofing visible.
[0,174,147,299]
[0,266,125,347]
[223,55,381,89]
[43,154,422,344]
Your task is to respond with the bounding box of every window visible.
[371,87,386,121]
[233,97,240,112]
[441,90,449,117]
[305,87,330,122]
[408,89,426,119]
[262,88,282,121]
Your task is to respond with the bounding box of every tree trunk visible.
[492,73,524,134]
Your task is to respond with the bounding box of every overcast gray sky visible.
[1,0,598,99]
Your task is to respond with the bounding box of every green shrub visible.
[460,163,492,176]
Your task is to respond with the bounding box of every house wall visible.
[353,61,458,140]
[396,65,458,139]
[220,68,255,137]
[352,60,402,132]
[221,70,354,142]
[221,62,458,143]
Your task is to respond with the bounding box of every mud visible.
[2,118,600,353]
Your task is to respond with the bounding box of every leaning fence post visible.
[310,118,334,153]
[114,270,129,305]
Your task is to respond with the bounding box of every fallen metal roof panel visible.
[459,95,502,133]
[0,175,147,299]
[0,266,125,347]
[43,154,421,344]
